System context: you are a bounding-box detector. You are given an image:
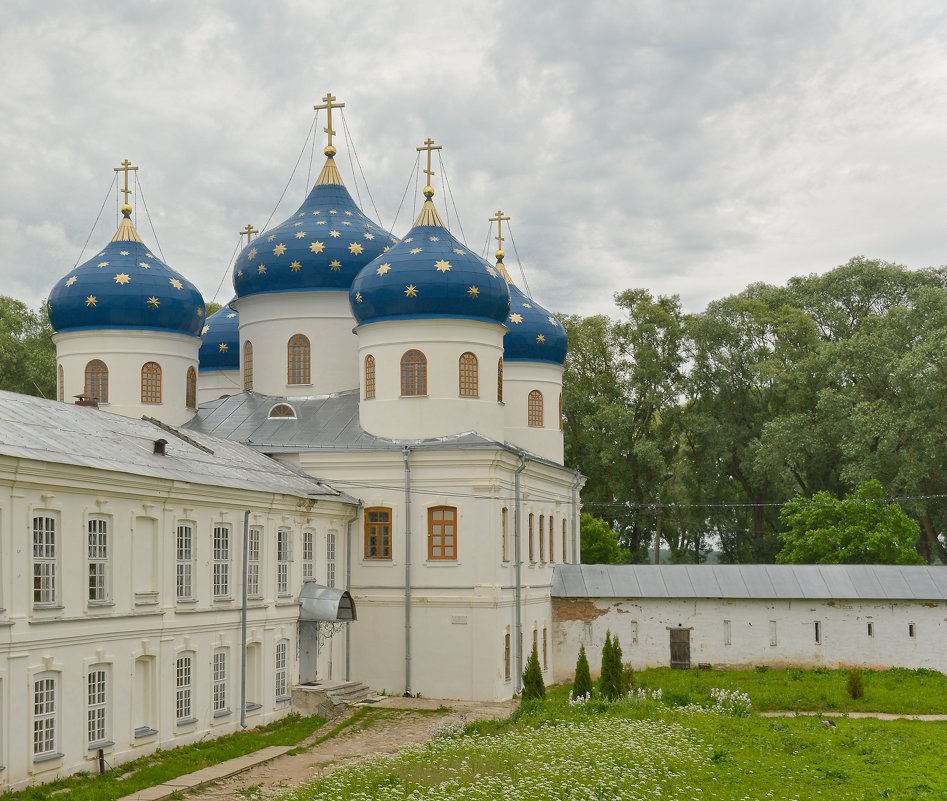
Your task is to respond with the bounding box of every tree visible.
[0,296,56,399]
[777,480,924,564]
[599,630,623,701]
[573,644,593,698]
[579,514,626,564]
[521,643,545,701]
[205,301,223,317]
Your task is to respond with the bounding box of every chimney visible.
[74,393,99,408]
[153,439,168,456]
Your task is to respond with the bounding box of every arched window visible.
[287,334,310,384]
[428,506,457,559]
[84,360,108,403]
[528,390,543,427]
[243,341,253,391]
[497,358,503,402]
[268,403,296,419]
[364,355,376,399]
[141,362,162,404]
[459,352,478,396]
[400,350,427,396]
[559,393,563,430]
[185,366,197,408]
[57,365,64,402]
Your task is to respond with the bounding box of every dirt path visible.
[187,697,514,800]
[760,710,947,721]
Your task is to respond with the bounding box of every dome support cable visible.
[260,115,317,233]
[340,110,385,228]
[135,173,166,263]
[340,116,363,208]
[508,223,532,298]
[211,236,243,305]
[74,177,118,269]
[437,152,467,245]
[480,223,493,261]
[386,152,421,242]
[306,109,319,191]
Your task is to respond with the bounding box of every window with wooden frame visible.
[364,354,376,399]
[287,333,311,384]
[57,365,64,402]
[539,515,545,561]
[501,507,508,561]
[268,403,296,419]
[186,366,197,408]
[141,361,162,403]
[559,393,563,430]
[243,340,253,390]
[85,359,108,403]
[364,507,392,559]
[428,506,457,560]
[562,518,568,563]
[459,352,478,396]
[543,626,548,670]
[504,633,511,681]
[548,517,555,563]
[497,358,503,402]
[528,513,534,562]
[400,349,427,396]
[528,390,543,427]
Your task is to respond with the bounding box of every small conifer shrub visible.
[573,644,593,698]
[522,643,546,701]
[600,630,623,700]
[846,669,865,700]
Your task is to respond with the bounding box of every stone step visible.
[326,681,372,704]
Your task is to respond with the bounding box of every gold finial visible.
[114,159,139,207]
[489,209,511,260]
[417,137,442,197]
[314,92,346,156]
[121,203,133,216]
[240,223,259,245]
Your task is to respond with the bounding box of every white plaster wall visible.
[53,329,200,426]
[356,318,507,442]
[503,361,564,464]
[235,292,358,397]
[552,597,947,681]
[197,368,242,404]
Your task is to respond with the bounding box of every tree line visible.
[563,257,947,565]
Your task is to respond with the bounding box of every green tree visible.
[599,630,623,701]
[777,480,924,564]
[521,643,545,701]
[573,644,593,698]
[205,301,223,317]
[579,513,626,564]
[0,296,56,398]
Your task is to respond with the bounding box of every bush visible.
[622,662,635,694]
[522,643,546,701]
[600,631,623,701]
[846,669,865,700]
[573,644,593,698]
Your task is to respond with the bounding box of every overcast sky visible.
[2,1,945,320]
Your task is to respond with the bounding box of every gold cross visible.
[417,138,442,188]
[114,159,138,205]
[240,223,259,245]
[489,210,511,251]
[314,92,346,150]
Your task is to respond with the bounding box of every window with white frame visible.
[247,526,261,597]
[302,530,314,579]
[326,531,337,588]
[32,515,57,605]
[277,528,292,595]
[213,524,230,598]
[175,653,194,722]
[275,640,288,699]
[176,522,193,600]
[87,665,108,745]
[213,650,228,715]
[33,673,57,758]
[88,517,109,602]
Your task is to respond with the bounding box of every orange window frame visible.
[364,354,376,399]
[364,507,392,559]
[141,361,162,404]
[287,334,311,384]
[85,360,108,403]
[459,352,478,396]
[186,366,197,408]
[528,390,543,427]
[428,506,457,560]
[401,349,427,396]
[243,341,253,390]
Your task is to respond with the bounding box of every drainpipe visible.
[571,475,582,565]
[240,509,250,728]
[513,455,528,693]
[403,445,413,696]
[344,503,360,682]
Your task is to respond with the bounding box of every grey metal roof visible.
[552,563,947,601]
[0,390,350,500]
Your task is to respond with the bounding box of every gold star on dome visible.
[267,235,276,242]
[65,276,77,287]
[537,334,546,344]
[341,221,351,226]
[140,261,152,269]
[383,246,390,252]
[404,284,418,297]
[293,221,304,227]
[310,241,325,254]
[247,248,258,261]
[344,210,353,215]
[349,242,364,255]
[453,248,465,255]
[410,248,422,255]
[329,210,337,214]
[376,263,391,276]
[97,261,109,268]
[509,313,523,324]
[120,251,129,255]
[467,286,479,298]
[404,237,414,243]
[435,260,451,272]
[486,266,498,278]
[548,316,558,325]
[290,261,302,272]
[237,269,244,279]
[226,312,236,318]
[273,243,287,255]
[146,253,154,259]
[355,291,363,303]
[429,236,440,242]
[522,303,532,308]
[329,260,341,271]
[219,343,228,353]
[298,212,307,217]
[316,220,327,225]
[257,265,267,274]
[201,325,210,334]
[169,278,183,290]
[295,232,307,238]
[329,230,341,238]
[197,307,204,317]
[364,233,375,240]
[147,296,160,308]
[85,295,97,307]
[114,273,131,285]
[311,210,321,215]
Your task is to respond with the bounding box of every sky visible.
[1,0,945,320]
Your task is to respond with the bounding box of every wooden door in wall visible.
[669,628,690,669]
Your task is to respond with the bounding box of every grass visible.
[1,713,326,801]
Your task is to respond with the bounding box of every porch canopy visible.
[299,582,357,622]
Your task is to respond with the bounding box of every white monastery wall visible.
[502,361,564,464]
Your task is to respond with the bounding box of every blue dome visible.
[502,270,567,365]
[49,211,205,335]
[199,302,240,370]
[350,200,510,326]
[233,158,396,298]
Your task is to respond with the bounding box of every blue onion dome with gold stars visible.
[232,156,396,299]
[198,301,239,370]
[496,257,567,365]
[49,205,205,335]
